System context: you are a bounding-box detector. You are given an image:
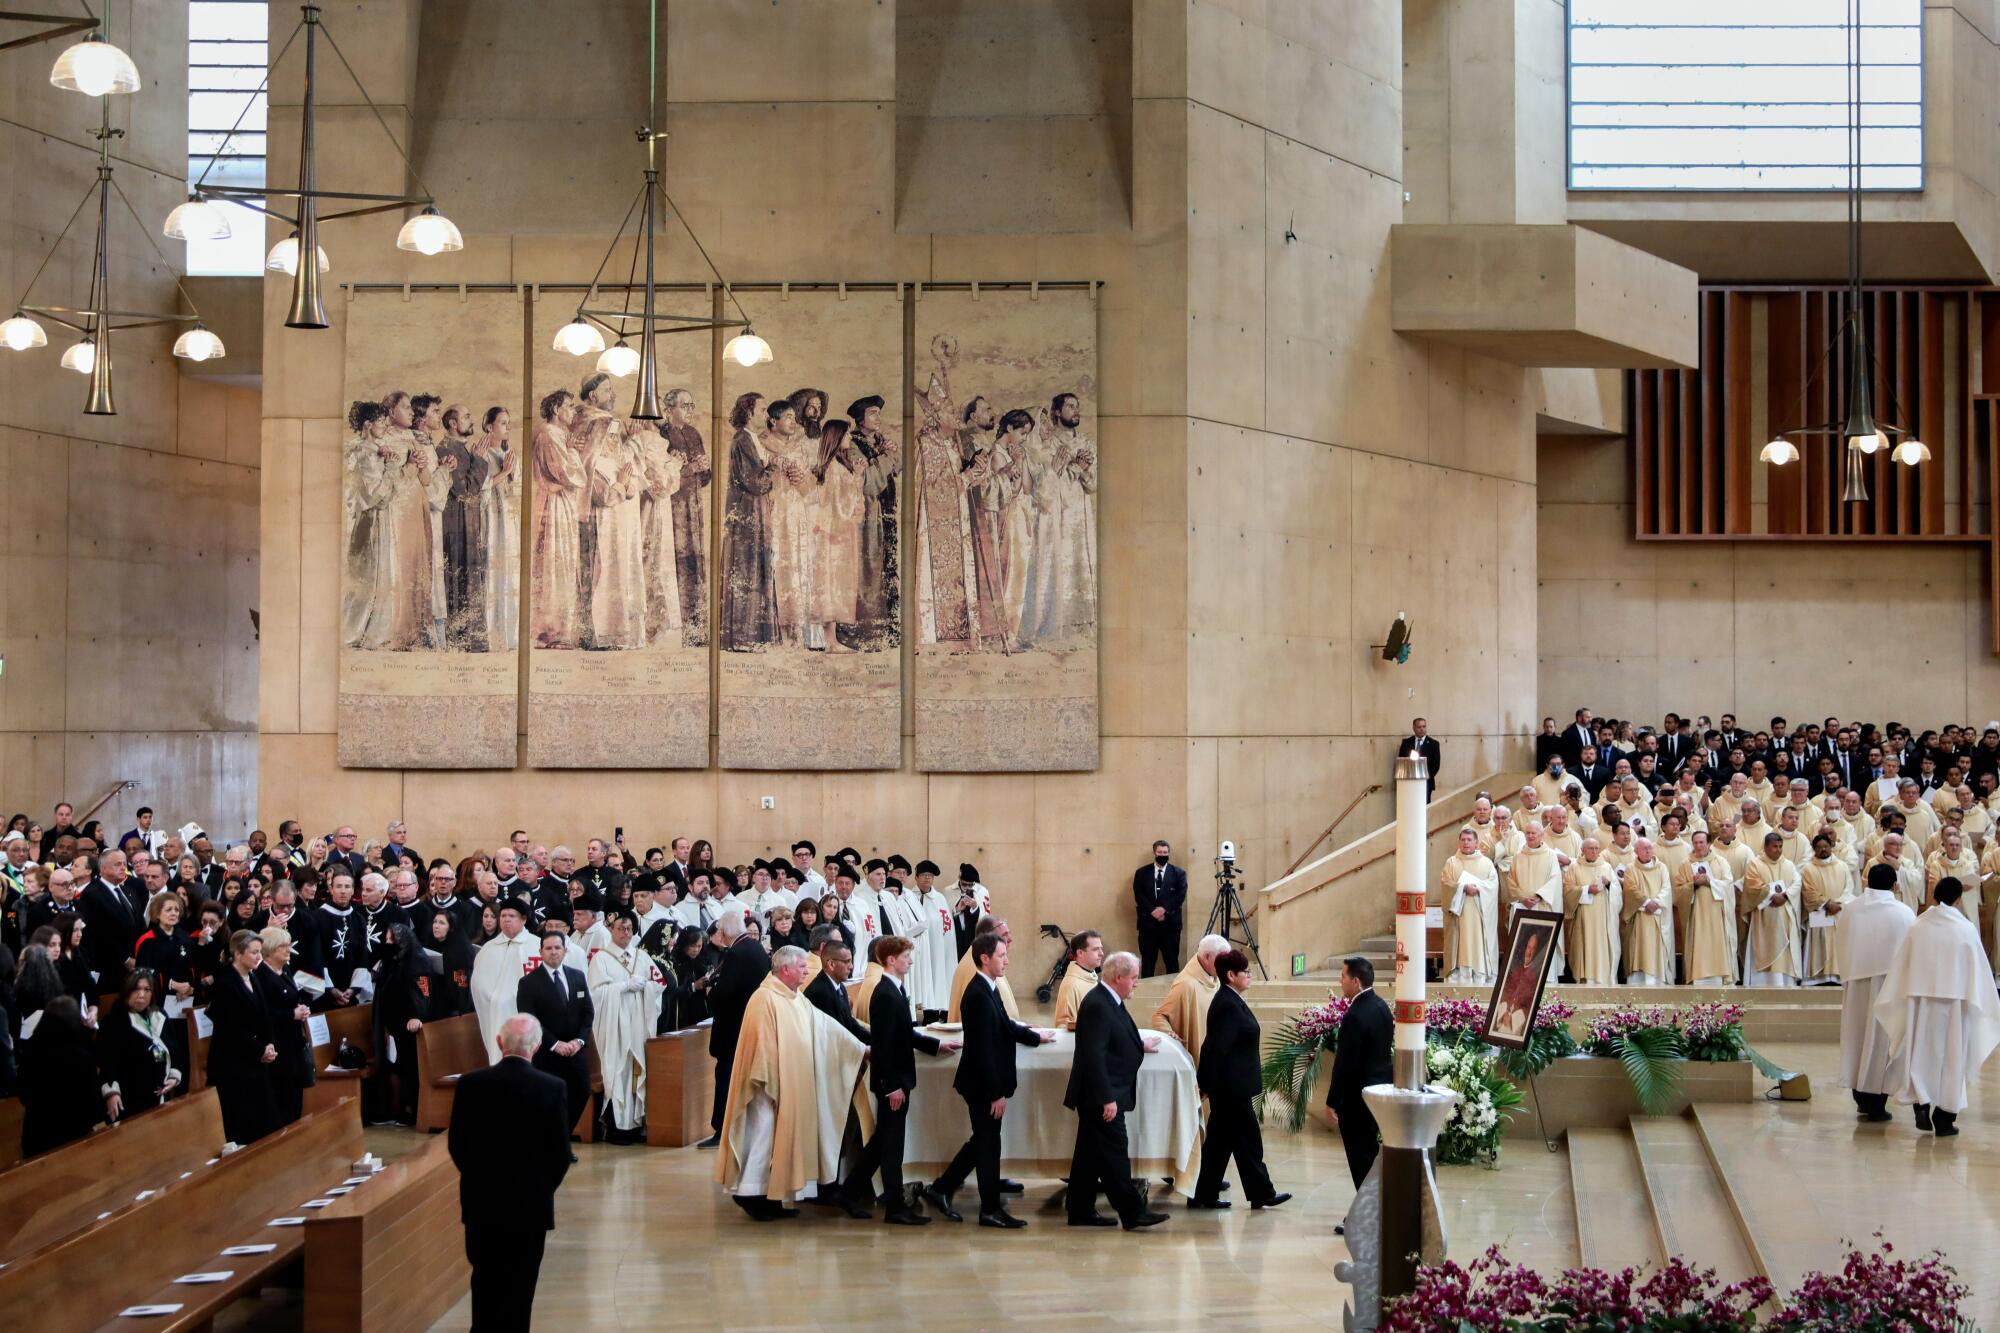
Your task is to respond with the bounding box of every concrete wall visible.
[256,0,1538,945]
[1537,434,2000,725]
[0,2,261,837]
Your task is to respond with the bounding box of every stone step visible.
[1568,1128,1667,1274]
[1628,1115,1764,1290]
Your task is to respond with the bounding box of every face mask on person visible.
[1154,853,1169,867]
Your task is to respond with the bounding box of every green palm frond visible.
[1743,1042,1791,1082]
[1617,1027,1684,1115]
[1257,1018,1328,1131]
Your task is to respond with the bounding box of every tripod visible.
[1205,861,1267,979]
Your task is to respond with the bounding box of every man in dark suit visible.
[803,928,870,1045]
[1192,948,1287,1209]
[699,908,771,1146]
[924,933,1046,1227]
[1574,744,1613,801]
[324,825,367,884]
[448,1012,572,1333]
[1131,840,1187,978]
[515,932,595,1137]
[1325,956,1393,1213]
[1657,714,1691,780]
[1398,716,1442,802]
[79,850,142,992]
[660,836,694,899]
[1560,708,1596,768]
[1533,717,1563,772]
[1064,953,1169,1231]
[843,936,961,1223]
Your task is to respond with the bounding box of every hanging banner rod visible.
[337,279,1102,294]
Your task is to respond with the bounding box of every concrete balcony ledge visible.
[1391,223,1697,370]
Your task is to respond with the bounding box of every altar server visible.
[1873,879,2000,1136]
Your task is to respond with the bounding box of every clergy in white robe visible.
[1672,832,1739,985]
[837,872,883,969]
[876,881,929,983]
[1927,831,1980,925]
[1439,829,1500,984]
[1888,786,1941,854]
[913,864,957,1014]
[588,915,668,1135]
[1800,837,1856,984]
[1865,836,1929,915]
[1740,835,1803,987]
[1486,807,1524,878]
[1873,882,2000,1129]
[1562,841,1619,986]
[1620,841,1675,987]
[469,900,543,1062]
[1505,826,1564,925]
[1835,865,1916,1121]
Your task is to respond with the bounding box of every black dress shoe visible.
[833,1194,871,1219]
[1915,1104,1934,1131]
[1186,1197,1231,1209]
[733,1195,776,1221]
[999,1178,1025,1194]
[921,1185,962,1222]
[1123,1211,1169,1231]
[1862,1110,1893,1123]
[695,1133,720,1148]
[1334,1223,1346,1235]
[1252,1192,1292,1209]
[979,1210,1027,1229]
[884,1209,931,1226]
[1067,1213,1118,1227]
[774,1205,800,1218]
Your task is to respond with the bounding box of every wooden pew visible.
[303,1001,377,1116]
[646,1027,717,1147]
[0,1096,366,1332]
[302,1135,467,1333]
[0,1088,227,1262]
[415,1013,485,1132]
[0,1097,23,1170]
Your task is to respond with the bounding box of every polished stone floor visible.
[388,1034,1995,1331]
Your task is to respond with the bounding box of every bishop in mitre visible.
[716,945,873,1217]
[1440,828,1500,984]
[947,918,1022,1022]
[588,911,668,1142]
[1562,837,1619,986]
[1835,863,1916,1122]
[1053,929,1105,1030]
[1800,832,1855,985]
[1620,838,1675,987]
[1873,878,2000,1137]
[1152,933,1227,1058]
[470,898,543,1062]
[1740,831,1803,987]
[1672,829,1738,986]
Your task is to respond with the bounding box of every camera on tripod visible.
[1206,840,1264,978]
[1215,840,1239,882]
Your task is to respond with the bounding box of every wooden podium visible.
[646,1028,716,1147]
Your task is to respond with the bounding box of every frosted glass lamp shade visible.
[61,339,97,373]
[597,341,641,377]
[164,197,232,241]
[553,318,605,356]
[0,315,48,351]
[51,34,140,96]
[395,208,464,256]
[173,325,226,362]
[724,329,772,368]
[267,234,330,276]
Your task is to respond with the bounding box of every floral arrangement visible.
[1678,1002,1750,1063]
[1384,1241,1973,1333]
[1424,1043,1522,1167]
[1581,1003,1680,1056]
[1497,997,1579,1081]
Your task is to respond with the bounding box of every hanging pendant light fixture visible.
[47,17,140,96]
[0,99,217,413]
[554,0,768,418]
[1760,0,1924,504]
[168,3,461,329]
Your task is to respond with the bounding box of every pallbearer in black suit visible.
[842,935,962,1223]
[516,931,595,1137]
[1325,955,1394,1218]
[448,1013,572,1333]
[803,927,871,1046]
[1190,949,1288,1210]
[924,932,1048,1228]
[1064,951,1169,1231]
[1131,840,1187,978]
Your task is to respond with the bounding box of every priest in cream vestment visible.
[1486,807,1524,877]
[1926,830,1980,929]
[1800,835,1855,984]
[1439,829,1500,984]
[1151,935,1226,1058]
[1887,785,1941,853]
[1835,864,1916,1121]
[1866,834,1929,915]
[947,921,1022,1021]
[1505,825,1565,927]
[1562,839,1619,986]
[1620,840,1675,987]
[1672,830,1739,986]
[1741,834,1803,987]
[716,949,872,1210]
[1052,929,1103,1030]
[1873,882,2000,1131]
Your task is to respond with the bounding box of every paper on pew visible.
[221,1244,277,1256]
[326,1187,354,1195]
[119,1305,185,1318]
[163,994,188,1020]
[300,1199,334,1209]
[194,1007,214,1040]
[267,1217,306,1227]
[341,1176,370,1186]
[307,1015,330,1047]
[295,971,329,998]
[174,1271,235,1284]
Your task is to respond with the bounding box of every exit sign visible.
[1291,953,1307,977]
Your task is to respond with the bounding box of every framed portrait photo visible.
[1481,909,1563,1050]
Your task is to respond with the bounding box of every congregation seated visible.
[1469,710,2000,988]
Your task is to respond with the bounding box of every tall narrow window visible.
[187,0,269,275]
[1568,0,1922,191]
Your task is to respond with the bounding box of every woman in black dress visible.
[55,914,93,1003]
[99,970,182,1121]
[369,923,431,1125]
[20,995,106,1157]
[134,895,198,1073]
[190,901,230,1001]
[15,927,64,1024]
[426,911,476,1019]
[667,925,714,1029]
[206,929,279,1145]
[254,927,315,1129]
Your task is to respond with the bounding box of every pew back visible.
[415,1013,486,1132]
[0,1088,227,1262]
[303,1001,377,1115]
[0,1097,23,1170]
[302,1136,468,1333]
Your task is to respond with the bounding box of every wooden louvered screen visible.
[1629,286,2000,542]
